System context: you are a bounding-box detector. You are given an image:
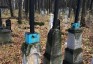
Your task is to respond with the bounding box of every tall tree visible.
[89,0,93,13]
[24,0,29,19]
[81,0,87,27]
[0,9,2,27]
[8,0,14,17]
[18,0,22,24]
[68,0,73,18]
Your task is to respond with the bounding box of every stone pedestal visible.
[43,29,62,64]
[67,29,82,49]
[22,32,41,64]
[63,28,83,64]
[0,29,11,43]
[22,43,41,64]
[63,48,83,64]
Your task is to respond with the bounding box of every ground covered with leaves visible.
[0,13,93,64]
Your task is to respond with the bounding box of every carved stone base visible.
[63,48,83,64]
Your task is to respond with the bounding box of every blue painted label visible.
[72,22,80,29]
[25,32,40,44]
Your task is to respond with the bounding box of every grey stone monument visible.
[63,28,83,64]
[43,29,62,64]
[0,29,11,43]
[21,43,41,64]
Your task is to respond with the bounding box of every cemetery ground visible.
[0,12,93,64]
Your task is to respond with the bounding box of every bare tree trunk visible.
[15,0,19,9]
[0,9,2,27]
[12,0,15,9]
[68,0,72,18]
[37,0,41,13]
[45,0,49,13]
[18,0,22,24]
[24,0,29,19]
[81,0,86,27]
[89,0,93,14]
[8,0,14,17]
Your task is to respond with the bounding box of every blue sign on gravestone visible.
[72,22,80,29]
[25,32,40,44]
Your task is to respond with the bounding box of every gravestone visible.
[0,29,11,43]
[43,20,61,64]
[63,28,83,64]
[40,10,45,16]
[64,8,69,23]
[49,13,54,29]
[43,29,62,64]
[6,19,11,30]
[22,43,41,64]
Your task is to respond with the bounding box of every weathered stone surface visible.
[22,43,41,64]
[67,28,83,49]
[67,32,82,49]
[63,48,83,64]
[63,28,83,64]
[43,29,62,64]
[63,60,83,64]
[0,29,11,43]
